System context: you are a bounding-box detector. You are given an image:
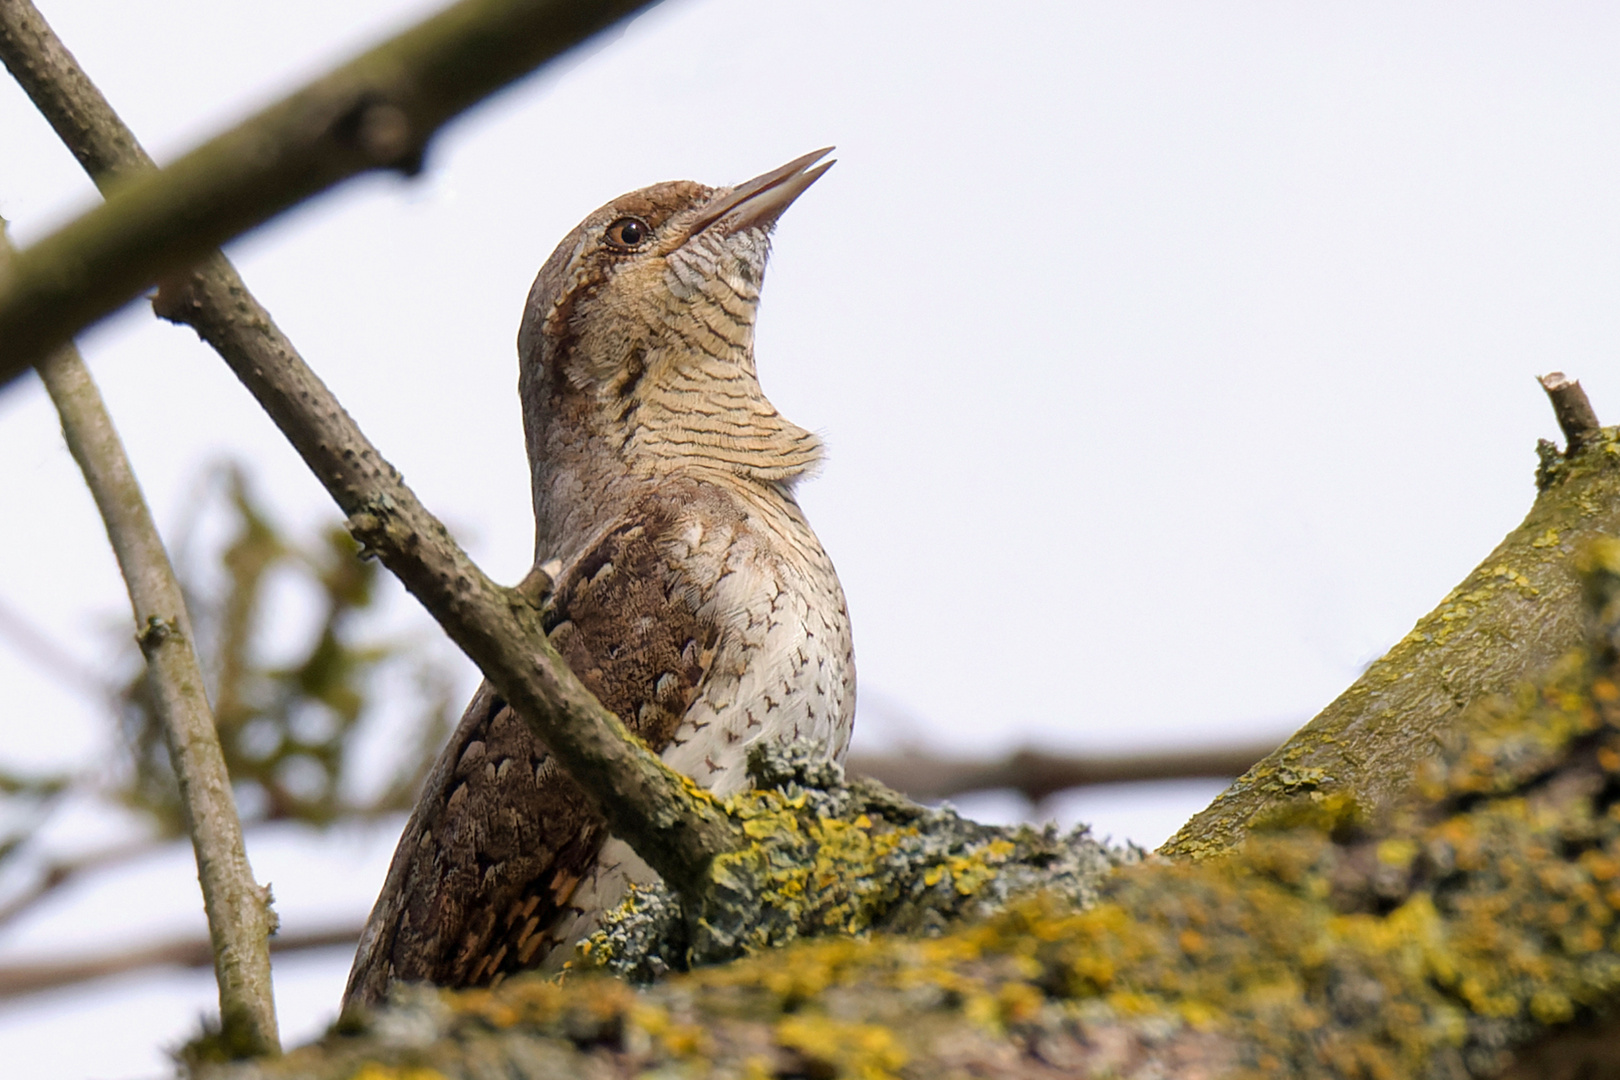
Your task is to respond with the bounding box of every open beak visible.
[688,148,835,239]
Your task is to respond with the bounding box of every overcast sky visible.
[3,1,1620,1075]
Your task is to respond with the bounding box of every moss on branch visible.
[217,545,1620,1077]
[1165,423,1620,861]
[579,745,1128,982]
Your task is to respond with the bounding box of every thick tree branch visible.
[215,542,1620,1077]
[1165,384,1619,859]
[0,0,743,901]
[0,0,659,381]
[849,741,1278,805]
[0,226,278,1052]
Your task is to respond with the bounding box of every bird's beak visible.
[688,148,835,239]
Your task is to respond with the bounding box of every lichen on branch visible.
[580,743,1129,982]
[1166,420,1620,861]
[224,542,1620,1079]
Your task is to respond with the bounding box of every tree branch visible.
[214,541,1620,1077]
[848,740,1278,805]
[1539,371,1602,456]
[0,0,744,903]
[0,925,361,1000]
[1164,379,1618,859]
[0,836,164,933]
[0,0,659,381]
[0,220,280,1053]
[20,388,277,1037]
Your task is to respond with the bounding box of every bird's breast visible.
[655,480,855,796]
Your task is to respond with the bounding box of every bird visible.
[343,149,855,1008]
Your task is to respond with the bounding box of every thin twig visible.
[847,740,1281,806]
[1539,371,1603,457]
[0,806,411,937]
[1,220,280,1052]
[0,593,112,704]
[0,0,659,381]
[0,836,167,932]
[0,924,361,1000]
[0,0,744,903]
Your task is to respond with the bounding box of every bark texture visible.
[209,543,1620,1077]
[1164,421,1620,859]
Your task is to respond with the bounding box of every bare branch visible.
[1539,370,1602,456]
[0,807,412,940]
[848,740,1279,805]
[0,925,361,1000]
[0,836,165,933]
[0,0,744,901]
[0,221,280,1052]
[0,592,111,703]
[0,0,658,381]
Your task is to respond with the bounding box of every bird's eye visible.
[604,217,649,250]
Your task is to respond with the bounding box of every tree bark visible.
[0,223,279,1055]
[211,540,1620,1079]
[1164,397,1620,860]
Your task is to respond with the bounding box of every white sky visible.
[3,0,1619,1075]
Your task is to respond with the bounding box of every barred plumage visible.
[345,150,854,1008]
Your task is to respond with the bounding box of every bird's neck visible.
[525,340,821,567]
[620,339,822,484]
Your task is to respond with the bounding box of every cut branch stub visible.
[1164,379,1620,859]
[1539,371,1602,457]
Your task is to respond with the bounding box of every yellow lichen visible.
[775,1015,907,1080]
[310,543,1620,1079]
[348,1067,448,1080]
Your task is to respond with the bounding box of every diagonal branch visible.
[1165,382,1620,859]
[0,837,163,934]
[0,0,744,903]
[0,0,659,382]
[0,592,112,704]
[0,224,279,1054]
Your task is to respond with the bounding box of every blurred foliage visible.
[117,462,457,836]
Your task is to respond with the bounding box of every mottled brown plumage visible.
[345,151,855,1008]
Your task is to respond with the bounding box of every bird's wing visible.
[343,491,721,1009]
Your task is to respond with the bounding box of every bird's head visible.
[518,149,833,493]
